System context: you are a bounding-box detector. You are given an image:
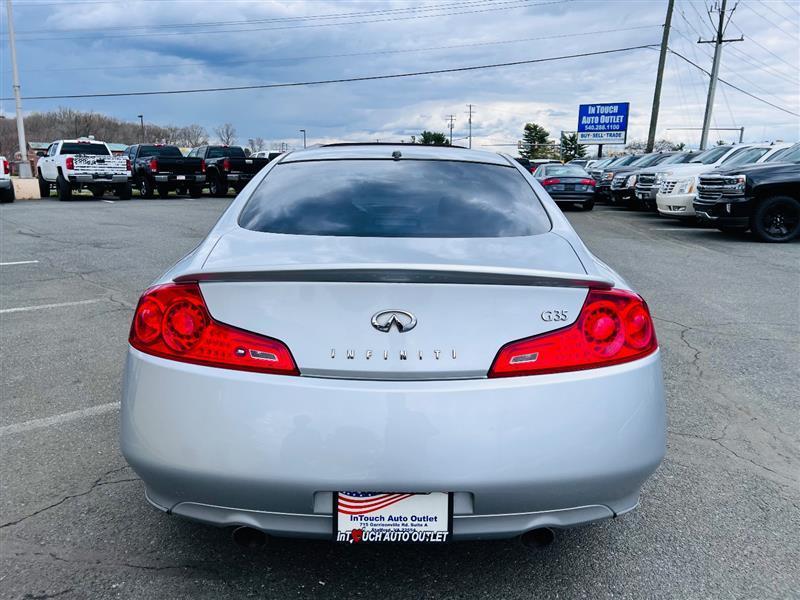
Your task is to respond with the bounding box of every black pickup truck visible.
[694,143,800,242]
[187,145,269,196]
[126,144,205,198]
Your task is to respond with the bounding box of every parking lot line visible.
[0,260,39,266]
[0,402,120,437]
[0,298,105,314]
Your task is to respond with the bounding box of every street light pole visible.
[299,129,306,148]
[137,115,145,142]
[6,0,32,177]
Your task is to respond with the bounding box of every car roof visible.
[281,143,511,166]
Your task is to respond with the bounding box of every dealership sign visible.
[577,102,629,144]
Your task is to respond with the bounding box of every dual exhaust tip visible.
[231,526,556,549]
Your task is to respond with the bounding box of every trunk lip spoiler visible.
[173,264,614,289]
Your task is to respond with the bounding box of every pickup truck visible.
[36,139,131,201]
[0,155,13,203]
[187,145,269,196]
[694,143,800,242]
[126,144,205,198]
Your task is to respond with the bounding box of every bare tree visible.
[247,137,266,153]
[179,124,209,147]
[214,123,237,146]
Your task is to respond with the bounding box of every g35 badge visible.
[541,310,569,322]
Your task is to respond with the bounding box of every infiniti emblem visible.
[371,310,417,333]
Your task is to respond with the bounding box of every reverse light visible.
[541,178,561,186]
[129,282,299,375]
[149,158,159,172]
[65,157,75,170]
[488,289,657,377]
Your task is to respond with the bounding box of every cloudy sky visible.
[1,0,798,151]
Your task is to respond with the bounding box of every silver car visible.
[121,144,665,545]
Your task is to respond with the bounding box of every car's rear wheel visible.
[139,176,154,199]
[57,174,72,201]
[0,185,14,203]
[751,195,800,243]
[580,199,595,211]
[37,171,50,198]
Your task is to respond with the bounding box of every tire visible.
[91,186,106,198]
[37,171,50,198]
[157,184,171,198]
[716,225,748,235]
[208,172,227,197]
[189,185,203,198]
[581,199,595,211]
[56,173,72,201]
[750,195,800,243]
[139,176,154,199]
[115,182,132,200]
[0,186,14,203]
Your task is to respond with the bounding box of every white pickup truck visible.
[0,155,13,203]
[36,139,132,201]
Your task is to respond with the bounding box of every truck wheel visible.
[750,196,800,243]
[157,184,171,198]
[115,182,132,200]
[208,173,227,197]
[57,174,72,201]
[139,176,154,199]
[91,186,106,198]
[0,185,14,203]
[37,171,51,198]
[189,185,203,198]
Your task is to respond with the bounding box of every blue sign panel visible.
[577,102,629,145]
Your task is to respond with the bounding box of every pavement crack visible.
[22,589,73,600]
[0,466,135,530]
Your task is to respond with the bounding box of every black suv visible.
[694,143,800,242]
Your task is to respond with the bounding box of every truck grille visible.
[638,173,656,188]
[660,180,677,194]
[611,175,627,189]
[696,175,745,202]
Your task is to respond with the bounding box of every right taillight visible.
[488,289,657,378]
[2,159,8,174]
[129,282,298,376]
[149,158,159,172]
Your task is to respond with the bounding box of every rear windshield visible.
[138,145,182,157]
[60,143,110,156]
[239,159,551,238]
[541,165,588,177]
[208,146,246,159]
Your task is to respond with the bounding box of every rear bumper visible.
[550,191,595,203]
[225,173,253,183]
[656,192,696,216]
[69,174,129,184]
[154,174,204,184]
[121,348,666,539]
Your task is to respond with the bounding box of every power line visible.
[727,19,799,70]
[1,24,661,74]
[725,44,798,86]
[668,48,800,117]
[739,0,799,38]
[2,0,568,42]
[0,44,659,102]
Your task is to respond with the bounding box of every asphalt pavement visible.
[1,197,798,599]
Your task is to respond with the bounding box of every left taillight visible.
[2,159,8,175]
[129,282,299,376]
[222,158,231,171]
[488,288,657,378]
[200,159,206,173]
[541,178,561,186]
[65,157,75,170]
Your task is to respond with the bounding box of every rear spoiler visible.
[174,264,614,289]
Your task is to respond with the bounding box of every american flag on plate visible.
[337,492,414,515]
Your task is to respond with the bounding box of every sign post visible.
[577,103,630,152]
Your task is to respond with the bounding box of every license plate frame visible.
[334,492,453,544]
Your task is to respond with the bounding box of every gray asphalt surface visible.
[1,197,798,599]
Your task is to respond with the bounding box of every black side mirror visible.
[36,151,46,157]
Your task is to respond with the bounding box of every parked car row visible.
[588,142,799,242]
[33,138,279,201]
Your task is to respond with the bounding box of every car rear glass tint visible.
[239,159,551,238]
[60,143,110,156]
[208,146,246,159]
[544,166,588,177]
[139,145,183,157]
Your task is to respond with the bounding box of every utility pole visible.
[299,129,306,148]
[466,105,474,149]
[446,114,455,145]
[646,0,675,153]
[698,0,743,150]
[6,0,32,177]
[137,115,144,142]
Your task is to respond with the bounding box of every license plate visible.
[335,492,451,544]
[246,159,253,164]
[549,184,564,191]
[176,175,186,180]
